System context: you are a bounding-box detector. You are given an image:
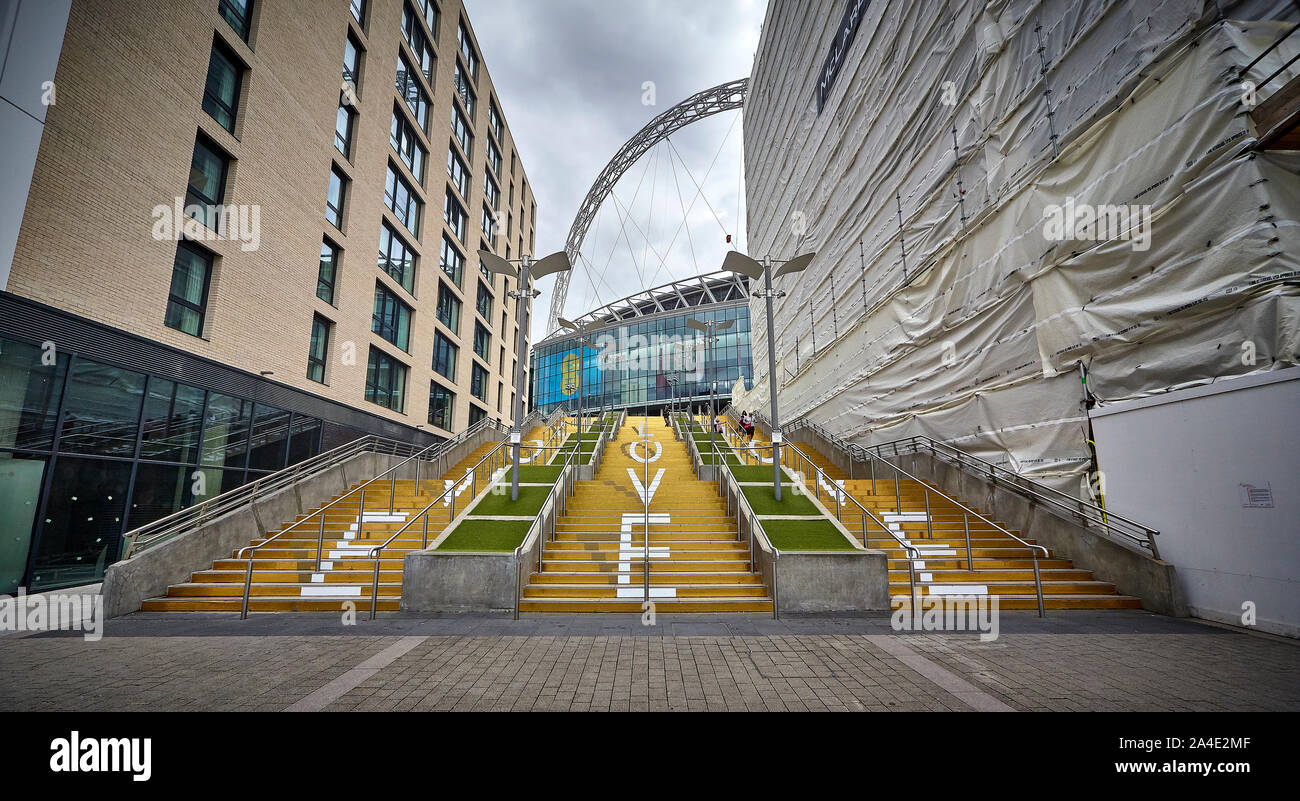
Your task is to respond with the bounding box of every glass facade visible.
[0,335,326,593]
[530,302,752,415]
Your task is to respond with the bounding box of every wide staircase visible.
[518,416,772,613]
[783,439,1141,610]
[141,440,506,612]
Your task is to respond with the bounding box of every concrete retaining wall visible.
[401,551,518,613]
[774,550,891,613]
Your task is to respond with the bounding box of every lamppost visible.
[721,250,816,501]
[558,317,597,470]
[479,248,573,501]
[666,374,679,419]
[686,316,734,474]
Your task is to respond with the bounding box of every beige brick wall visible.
[8,0,537,438]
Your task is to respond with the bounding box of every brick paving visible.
[0,611,1295,712]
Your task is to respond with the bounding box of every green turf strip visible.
[742,485,822,516]
[436,519,534,551]
[512,465,563,483]
[468,484,552,517]
[762,519,856,551]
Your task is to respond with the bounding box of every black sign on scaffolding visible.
[816,0,871,114]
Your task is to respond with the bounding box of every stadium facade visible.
[736,0,1300,634]
[530,272,754,415]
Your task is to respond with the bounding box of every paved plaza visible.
[0,611,1295,712]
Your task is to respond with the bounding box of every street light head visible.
[479,249,517,277]
[722,250,764,279]
[716,319,735,332]
[774,251,816,278]
[685,318,708,333]
[528,250,573,280]
[558,317,579,332]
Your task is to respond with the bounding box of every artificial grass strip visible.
[731,465,779,483]
[762,519,856,551]
[742,484,822,516]
[467,484,552,517]
[512,465,563,483]
[436,519,533,551]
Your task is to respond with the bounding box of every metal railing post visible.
[963,512,973,571]
[315,511,326,570]
[924,488,933,539]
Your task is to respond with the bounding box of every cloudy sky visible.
[463,0,766,340]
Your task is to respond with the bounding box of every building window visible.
[451,104,473,156]
[385,162,422,236]
[219,0,253,41]
[484,172,499,210]
[488,99,503,142]
[202,41,242,133]
[415,0,439,35]
[473,322,491,361]
[476,279,492,320]
[436,280,461,334]
[308,315,331,383]
[440,233,464,287]
[396,52,430,130]
[165,241,213,337]
[444,188,467,242]
[186,135,228,231]
[372,283,413,351]
[326,165,348,229]
[457,19,479,81]
[486,135,502,176]
[468,404,486,426]
[365,347,407,412]
[481,204,497,243]
[499,344,506,371]
[447,145,471,199]
[334,104,355,159]
[317,239,339,304]
[401,3,435,83]
[343,32,362,88]
[470,362,488,401]
[350,0,366,27]
[378,221,416,294]
[429,381,454,431]
[453,61,476,118]
[511,150,517,177]
[432,331,457,380]
[390,108,427,185]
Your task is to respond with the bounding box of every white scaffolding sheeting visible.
[738,0,1300,493]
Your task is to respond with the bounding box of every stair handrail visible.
[707,440,778,619]
[787,414,1160,558]
[712,434,923,611]
[513,445,582,619]
[122,433,427,559]
[741,413,1046,614]
[365,440,575,619]
[843,441,1049,617]
[235,424,511,618]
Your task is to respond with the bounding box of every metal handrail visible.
[513,446,582,619]
[710,436,923,612]
[833,439,1048,616]
[122,434,421,558]
[364,440,577,619]
[709,441,778,619]
[236,420,512,618]
[781,414,1160,558]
